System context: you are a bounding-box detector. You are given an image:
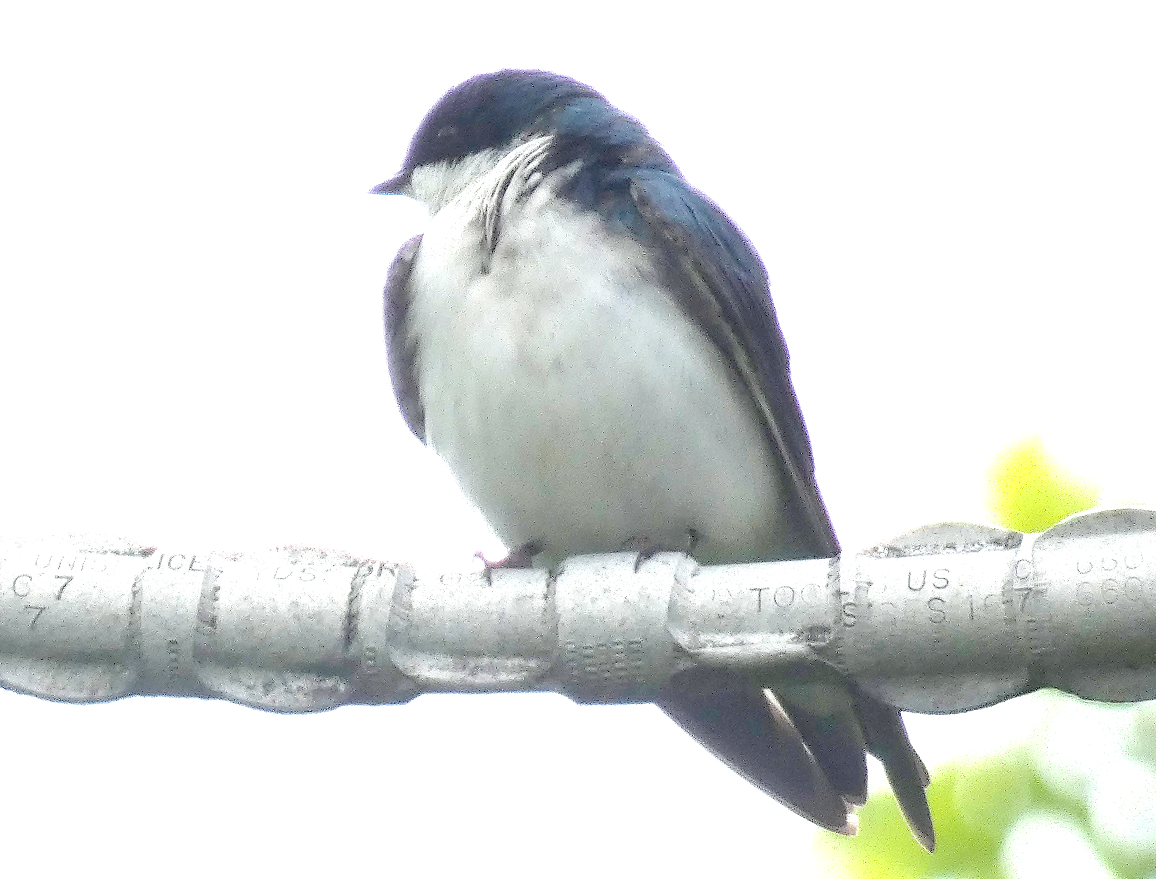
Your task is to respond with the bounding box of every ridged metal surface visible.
[2,507,1154,713]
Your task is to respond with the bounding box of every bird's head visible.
[373,70,675,214]
[371,70,601,210]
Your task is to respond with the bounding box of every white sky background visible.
[1,2,1155,876]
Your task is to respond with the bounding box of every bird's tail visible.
[658,668,934,850]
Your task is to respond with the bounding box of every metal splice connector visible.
[2,507,1155,714]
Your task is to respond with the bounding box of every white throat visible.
[405,135,554,216]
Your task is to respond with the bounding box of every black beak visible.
[370,171,410,194]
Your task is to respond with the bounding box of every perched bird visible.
[374,70,933,848]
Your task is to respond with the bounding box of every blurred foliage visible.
[818,436,1120,879]
[988,436,1099,534]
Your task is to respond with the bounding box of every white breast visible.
[405,159,797,564]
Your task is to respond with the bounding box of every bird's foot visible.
[623,529,700,572]
[475,541,540,583]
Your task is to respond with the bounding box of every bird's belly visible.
[411,208,792,564]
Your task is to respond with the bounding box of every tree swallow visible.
[374,70,933,848]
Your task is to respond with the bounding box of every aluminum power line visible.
[1,507,1154,714]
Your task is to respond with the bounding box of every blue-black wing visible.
[618,168,934,848]
[626,168,839,558]
[550,95,836,555]
[384,234,425,440]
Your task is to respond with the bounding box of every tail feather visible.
[853,688,935,851]
[774,685,869,806]
[657,669,854,834]
[659,669,934,850]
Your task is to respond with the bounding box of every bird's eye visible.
[434,124,459,142]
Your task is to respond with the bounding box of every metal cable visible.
[2,507,1153,713]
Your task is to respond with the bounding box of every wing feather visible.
[384,234,425,441]
[627,171,839,557]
